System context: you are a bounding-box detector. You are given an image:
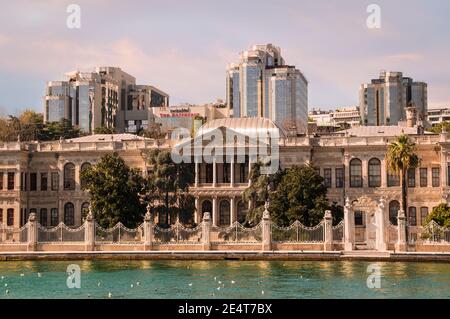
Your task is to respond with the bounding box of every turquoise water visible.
[0,260,449,299]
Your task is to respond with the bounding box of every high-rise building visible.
[44,67,169,133]
[359,71,427,126]
[226,44,308,133]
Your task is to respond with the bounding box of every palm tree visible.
[386,134,420,226]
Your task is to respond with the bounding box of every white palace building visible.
[1,116,450,251]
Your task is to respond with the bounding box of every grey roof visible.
[338,126,432,137]
[67,134,146,143]
[196,117,284,138]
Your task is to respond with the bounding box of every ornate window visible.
[64,202,75,226]
[64,163,76,190]
[7,208,14,226]
[323,168,332,188]
[50,208,59,226]
[354,211,364,226]
[408,207,417,226]
[40,208,48,226]
[420,168,427,187]
[432,168,440,187]
[368,158,381,187]
[420,207,429,226]
[237,201,248,224]
[407,168,416,188]
[201,200,212,220]
[349,159,362,188]
[219,200,230,226]
[387,172,400,187]
[80,163,92,189]
[389,201,400,225]
[335,168,344,188]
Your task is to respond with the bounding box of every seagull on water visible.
[261,290,265,295]
[5,290,9,295]
[231,280,235,284]
[136,282,141,286]
[188,283,193,287]
[130,284,134,288]
[108,292,112,298]
[37,273,42,278]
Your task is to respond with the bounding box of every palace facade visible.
[0,118,449,248]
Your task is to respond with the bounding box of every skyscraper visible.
[44,67,169,133]
[226,44,308,133]
[359,71,427,126]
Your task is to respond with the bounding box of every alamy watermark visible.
[366,4,381,29]
[66,264,81,289]
[366,264,381,289]
[170,127,280,175]
[66,4,81,29]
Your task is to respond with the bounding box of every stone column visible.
[344,153,350,191]
[230,159,235,187]
[381,158,387,188]
[261,203,272,251]
[248,158,252,187]
[27,213,37,252]
[441,150,447,188]
[361,159,368,188]
[212,158,217,187]
[323,210,333,251]
[375,197,388,251]
[194,196,200,224]
[143,205,153,251]
[194,161,199,188]
[395,209,407,252]
[202,212,211,251]
[212,196,218,226]
[230,197,236,224]
[84,207,95,251]
[343,197,355,251]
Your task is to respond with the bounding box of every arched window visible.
[368,158,381,187]
[389,200,400,225]
[80,163,92,189]
[50,208,59,226]
[354,211,364,226]
[64,163,76,190]
[64,202,75,226]
[350,159,362,188]
[237,201,248,224]
[7,208,14,226]
[219,200,230,226]
[201,200,212,220]
[40,208,48,226]
[81,202,90,220]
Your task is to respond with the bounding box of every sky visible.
[0,0,449,116]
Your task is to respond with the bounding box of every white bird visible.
[130,284,134,288]
[37,273,42,278]
[97,282,101,287]
[136,282,140,286]
[20,274,24,277]
[108,292,112,298]
[261,290,265,295]
[5,289,9,294]
[1,276,4,280]
[87,294,91,298]
[231,280,235,284]
[188,283,193,287]
[214,276,217,281]
[217,287,221,290]
[4,284,7,287]
[218,281,222,284]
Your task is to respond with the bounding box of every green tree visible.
[386,134,420,222]
[269,165,330,227]
[80,153,147,228]
[243,161,284,225]
[146,149,195,226]
[38,119,83,141]
[426,121,450,134]
[426,203,450,228]
[93,126,114,134]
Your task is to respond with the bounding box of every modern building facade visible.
[0,118,449,250]
[359,71,427,126]
[226,44,308,134]
[44,67,169,134]
[309,106,361,129]
[427,107,450,126]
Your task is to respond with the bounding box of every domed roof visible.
[196,117,284,138]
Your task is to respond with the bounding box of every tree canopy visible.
[426,203,450,228]
[146,149,195,226]
[244,163,342,227]
[80,153,147,228]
